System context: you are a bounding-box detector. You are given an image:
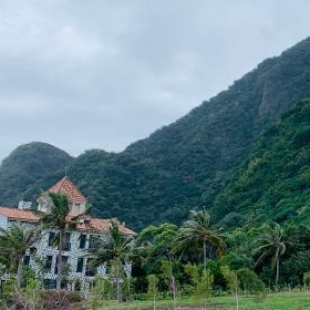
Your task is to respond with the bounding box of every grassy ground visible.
[94,291,310,310]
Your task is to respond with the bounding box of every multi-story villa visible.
[0,177,135,291]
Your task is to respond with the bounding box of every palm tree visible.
[174,209,224,277]
[89,220,135,302]
[252,223,286,290]
[0,225,42,290]
[40,192,89,290]
[40,192,70,290]
[40,191,92,290]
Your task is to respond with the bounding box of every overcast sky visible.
[1,1,310,163]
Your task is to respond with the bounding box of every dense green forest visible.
[214,99,310,228]
[0,142,72,205]
[1,37,310,230]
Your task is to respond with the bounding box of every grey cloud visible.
[0,0,310,162]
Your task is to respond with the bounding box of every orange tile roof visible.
[0,206,40,222]
[76,217,136,236]
[47,177,88,204]
[0,206,136,236]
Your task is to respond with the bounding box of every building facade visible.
[0,177,135,291]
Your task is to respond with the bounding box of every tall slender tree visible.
[89,220,136,302]
[174,209,224,277]
[252,223,286,290]
[40,192,91,290]
[0,225,42,290]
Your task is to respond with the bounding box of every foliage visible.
[0,224,42,289]
[2,209,310,304]
[214,99,310,228]
[161,260,177,295]
[0,142,72,206]
[90,220,135,268]
[174,209,224,277]
[0,281,41,310]
[89,220,136,302]
[40,192,84,290]
[139,223,178,276]
[183,263,199,294]
[237,268,265,295]
[184,263,213,303]
[147,274,158,309]
[0,279,15,301]
[252,223,286,290]
[90,275,112,310]
[221,266,239,294]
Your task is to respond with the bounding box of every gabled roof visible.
[0,206,39,222]
[0,206,136,236]
[0,177,136,236]
[76,217,136,236]
[47,177,87,204]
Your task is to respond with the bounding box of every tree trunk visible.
[275,257,280,291]
[172,276,176,310]
[56,231,63,290]
[116,259,122,302]
[235,275,239,310]
[153,277,156,310]
[16,256,23,290]
[203,240,207,277]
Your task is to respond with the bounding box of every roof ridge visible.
[47,177,88,203]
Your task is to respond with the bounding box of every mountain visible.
[1,37,310,230]
[0,142,73,205]
[214,99,310,228]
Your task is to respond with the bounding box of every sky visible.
[1,1,310,163]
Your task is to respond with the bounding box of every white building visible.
[0,177,135,291]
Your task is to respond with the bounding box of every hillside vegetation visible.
[214,99,310,228]
[0,142,72,205]
[1,37,310,230]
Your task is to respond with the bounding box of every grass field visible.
[94,291,310,310]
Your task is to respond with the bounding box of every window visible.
[43,279,56,289]
[76,257,84,273]
[55,256,69,274]
[48,232,55,247]
[74,280,81,291]
[63,232,71,251]
[29,247,37,255]
[85,259,96,277]
[79,234,87,249]
[24,256,30,266]
[44,256,53,271]
[61,280,68,289]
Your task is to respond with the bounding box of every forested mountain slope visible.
[0,142,72,205]
[214,99,310,228]
[1,37,310,230]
